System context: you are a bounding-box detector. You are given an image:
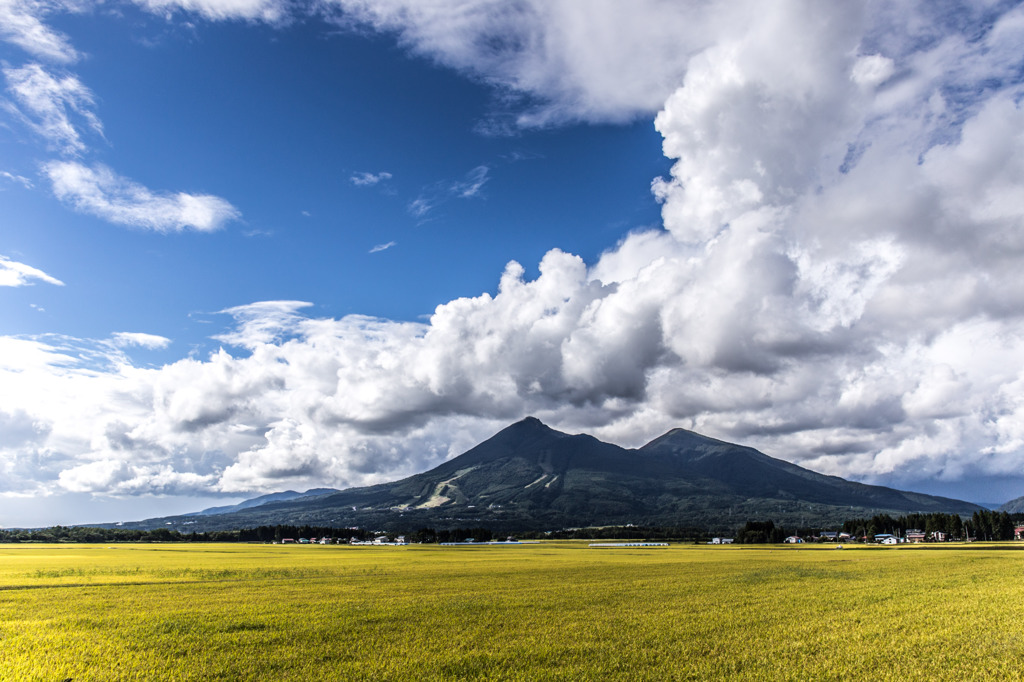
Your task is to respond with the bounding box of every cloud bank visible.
[3,1,1024,511]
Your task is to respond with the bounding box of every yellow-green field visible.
[2,542,1024,681]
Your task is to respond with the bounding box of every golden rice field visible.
[2,541,1024,681]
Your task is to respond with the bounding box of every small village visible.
[278,535,409,545]
[275,534,526,546]
[271,525,1024,547]
[780,524,1024,544]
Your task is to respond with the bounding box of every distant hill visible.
[111,417,984,533]
[999,495,1024,514]
[188,488,340,516]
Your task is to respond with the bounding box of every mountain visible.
[114,417,983,533]
[999,495,1024,514]
[188,488,340,516]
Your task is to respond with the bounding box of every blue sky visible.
[3,9,668,357]
[3,1,1024,526]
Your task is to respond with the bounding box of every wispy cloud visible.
[212,300,314,348]
[3,62,102,155]
[0,254,63,287]
[407,196,434,218]
[1,170,33,188]
[0,0,80,63]
[350,170,393,186]
[1,7,243,235]
[44,161,241,232]
[109,332,172,350]
[501,150,544,163]
[408,165,490,218]
[369,241,396,253]
[450,165,489,198]
[133,0,288,22]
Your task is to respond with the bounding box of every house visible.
[932,531,948,542]
[906,529,927,543]
[280,538,296,544]
[710,537,734,545]
[818,532,839,542]
[373,535,390,545]
[1015,525,1024,540]
[874,533,898,544]
[784,536,803,544]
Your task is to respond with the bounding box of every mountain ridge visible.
[108,417,984,532]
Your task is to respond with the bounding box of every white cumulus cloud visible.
[4,1,1024,509]
[324,0,718,126]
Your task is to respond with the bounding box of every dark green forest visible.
[2,510,1020,544]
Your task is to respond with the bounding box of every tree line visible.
[3,511,1021,544]
[0,524,501,544]
[0,524,370,544]
[839,510,1022,542]
[1,524,711,544]
[731,511,1024,543]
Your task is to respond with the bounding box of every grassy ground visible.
[1,541,1023,680]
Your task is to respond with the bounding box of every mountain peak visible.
[641,427,723,454]
[491,416,561,442]
[515,416,546,428]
